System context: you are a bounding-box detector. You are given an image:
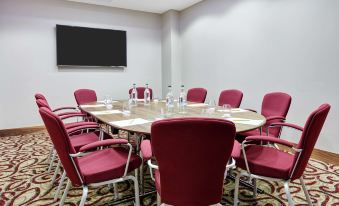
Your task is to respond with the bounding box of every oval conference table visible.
[79,100,267,203]
[79,100,266,135]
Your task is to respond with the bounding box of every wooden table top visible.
[80,100,266,135]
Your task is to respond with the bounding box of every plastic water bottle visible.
[166,85,174,108]
[144,83,151,105]
[178,85,187,106]
[131,83,138,105]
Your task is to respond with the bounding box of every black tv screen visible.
[56,25,127,67]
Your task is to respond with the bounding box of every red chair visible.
[141,118,236,205]
[232,104,330,206]
[35,99,96,130]
[74,89,97,105]
[218,89,243,108]
[35,93,80,117]
[37,106,104,197]
[237,92,292,141]
[129,87,153,99]
[39,107,141,206]
[187,88,207,103]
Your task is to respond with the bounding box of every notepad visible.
[218,108,248,113]
[80,104,105,108]
[91,110,122,115]
[110,118,152,127]
[225,117,264,126]
[97,100,118,104]
[160,99,178,103]
[187,103,208,107]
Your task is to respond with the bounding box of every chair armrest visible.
[67,125,100,135]
[53,106,77,112]
[65,121,98,129]
[245,108,257,113]
[60,113,86,120]
[147,159,158,181]
[245,135,294,148]
[79,139,128,152]
[266,115,285,122]
[269,122,303,131]
[140,140,152,160]
[57,111,82,117]
[147,159,158,170]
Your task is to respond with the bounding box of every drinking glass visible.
[122,103,131,116]
[222,104,231,118]
[105,95,113,109]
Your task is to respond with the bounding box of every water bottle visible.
[131,83,138,105]
[144,83,151,105]
[166,85,174,108]
[178,85,186,106]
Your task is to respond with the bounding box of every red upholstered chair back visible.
[36,99,52,111]
[39,107,82,186]
[35,93,47,101]
[261,92,291,118]
[218,89,243,108]
[290,104,330,180]
[151,118,236,206]
[262,92,292,136]
[128,87,153,99]
[187,88,207,103]
[74,89,97,105]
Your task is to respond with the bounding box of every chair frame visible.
[58,141,140,206]
[145,152,236,206]
[233,124,312,206]
[52,126,104,198]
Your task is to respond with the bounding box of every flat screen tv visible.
[56,25,127,67]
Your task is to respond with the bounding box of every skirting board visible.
[0,125,45,137]
[0,125,338,165]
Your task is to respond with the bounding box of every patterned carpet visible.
[0,131,338,206]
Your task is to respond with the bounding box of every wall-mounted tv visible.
[56,25,127,67]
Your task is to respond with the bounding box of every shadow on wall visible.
[57,67,126,73]
[180,0,241,33]
[1,0,160,29]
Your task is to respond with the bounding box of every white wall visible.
[180,0,339,153]
[162,10,181,97]
[0,0,162,129]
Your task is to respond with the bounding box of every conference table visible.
[79,99,266,204]
[79,99,266,134]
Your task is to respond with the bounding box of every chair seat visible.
[70,132,100,151]
[78,148,142,184]
[233,144,294,179]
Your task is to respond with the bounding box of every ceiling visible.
[66,0,204,14]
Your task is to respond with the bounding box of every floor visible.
[0,129,338,205]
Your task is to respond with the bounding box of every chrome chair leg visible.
[54,170,67,201]
[113,183,119,200]
[59,179,71,206]
[157,192,161,206]
[252,178,257,198]
[79,186,88,206]
[48,149,56,173]
[300,177,312,205]
[50,160,61,185]
[233,172,241,206]
[284,181,295,206]
[46,147,53,163]
[130,174,140,206]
